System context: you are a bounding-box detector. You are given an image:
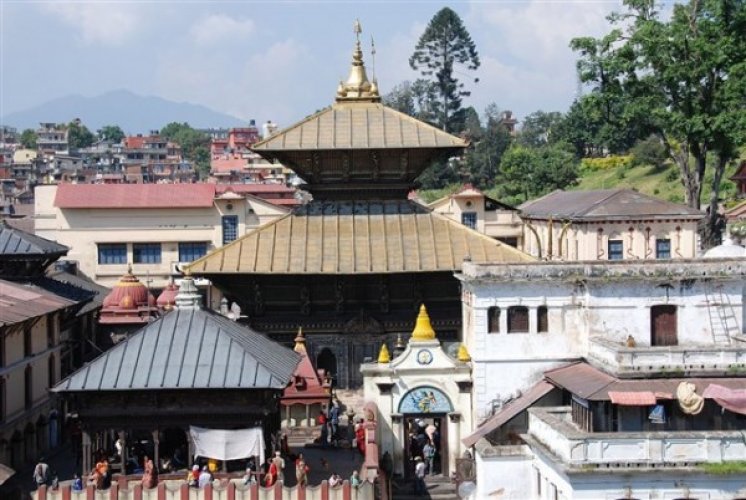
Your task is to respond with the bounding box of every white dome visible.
[703,236,746,258]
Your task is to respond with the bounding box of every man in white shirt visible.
[414,456,426,496]
[198,466,212,489]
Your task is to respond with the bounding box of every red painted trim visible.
[60,485,71,500]
[109,483,118,500]
[297,483,306,500]
[321,480,329,500]
[38,485,47,500]
[180,483,189,500]
[342,480,352,500]
[86,484,95,500]
[133,484,142,500]
[203,484,213,500]
[274,481,282,500]
[250,481,259,500]
[157,483,166,500]
[226,482,236,500]
[118,477,127,491]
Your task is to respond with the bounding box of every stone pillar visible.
[500,309,508,334]
[448,412,461,478]
[285,405,291,427]
[305,405,311,427]
[152,429,160,469]
[528,307,537,334]
[81,431,92,476]
[391,414,403,476]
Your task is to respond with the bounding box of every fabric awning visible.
[703,384,746,416]
[609,391,656,406]
[189,426,265,461]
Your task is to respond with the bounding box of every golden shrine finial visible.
[336,19,380,103]
[377,343,391,363]
[457,344,471,362]
[411,304,436,342]
[294,327,307,353]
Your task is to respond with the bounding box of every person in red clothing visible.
[318,411,328,447]
[355,418,366,455]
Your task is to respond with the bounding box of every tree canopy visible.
[571,0,746,246]
[97,125,125,144]
[409,7,480,133]
[160,122,211,178]
[67,120,95,150]
[19,129,37,149]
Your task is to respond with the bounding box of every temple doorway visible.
[316,348,337,385]
[403,415,448,478]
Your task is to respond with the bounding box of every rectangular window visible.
[133,243,161,264]
[488,307,500,333]
[656,239,671,259]
[461,212,477,229]
[97,243,127,264]
[222,215,239,245]
[508,306,529,333]
[537,306,548,333]
[178,242,209,263]
[608,239,624,260]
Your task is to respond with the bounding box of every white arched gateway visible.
[362,305,473,478]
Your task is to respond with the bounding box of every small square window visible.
[133,243,161,264]
[178,242,208,263]
[508,306,529,333]
[461,212,477,229]
[98,243,127,264]
[608,240,623,260]
[222,215,239,245]
[656,239,671,259]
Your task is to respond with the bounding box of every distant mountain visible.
[1,89,247,133]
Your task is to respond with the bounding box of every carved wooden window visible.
[507,306,529,333]
[487,307,500,333]
[651,305,677,346]
[537,306,548,333]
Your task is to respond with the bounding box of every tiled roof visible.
[187,200,533,275]
[214,184,296,195]
[211,158,248,173]
[0,222,69,256]
[124,136,145,149]
[519,189,703,220]
[0,279,77,327]
[54,184,216,209]
[53,307,300,392]
[252,102,468,151]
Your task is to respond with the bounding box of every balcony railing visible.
[528,407,746,467]
[588,336,746,377]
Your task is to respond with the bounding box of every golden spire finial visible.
[335,19,380,103]
[294,327,306,353]
[411,304,436,342]
[377,343,391,363]
[457,344,471,362]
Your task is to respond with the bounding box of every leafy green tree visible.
[409,7,480,133]
[463,104,512,189]
[97,125,125,144]
[630,135,668,170]
[498,144,579,204]
[19,129,37,149]
[67,120,95,149]
[518,111,564,148]
[160,122,211,178]
[571,0,746,246]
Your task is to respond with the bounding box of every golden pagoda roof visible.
[187,200,533,275]
[252,102,467,152]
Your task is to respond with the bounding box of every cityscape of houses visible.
[1,16,746,500]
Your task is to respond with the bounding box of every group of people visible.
[186,464,214,489]
[409,419,440,496]
[318,400,342,447]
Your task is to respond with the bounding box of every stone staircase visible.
[391,475,458,500]
[334,388,367,423]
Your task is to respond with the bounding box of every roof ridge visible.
[577,189,624,217]
[252,106,333,150]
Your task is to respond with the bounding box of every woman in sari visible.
[141,455,158,489]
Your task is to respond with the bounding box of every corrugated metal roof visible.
[252,102,468,151]
[546,362,746,401]
[0,279,77,327]
[54,184,217,209]
[462,380,554,447]
[519,189,703,220]
[0,222,69,256]
[187,201,534,275]
[53,308,300,392]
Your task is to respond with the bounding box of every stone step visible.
[392,477,457,500]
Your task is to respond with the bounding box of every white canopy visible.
[189,426,265,461]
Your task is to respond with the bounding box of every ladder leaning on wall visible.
[704,281,739,345]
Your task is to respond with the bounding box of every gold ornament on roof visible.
[411,304,436,342]
[457,344,471,362]
[377,343,391,363]
[335,19,380,103]
[294,327,307,353]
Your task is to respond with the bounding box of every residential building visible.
[35,123,68,154]
[459,258,746,499]
[0,126,17,148]
[427,184,523,247]
[0,223,100,474]
[34,183,291,288]
[519,189,703,260]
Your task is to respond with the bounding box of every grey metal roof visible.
[0,221,69,256]
[53,307,300,392]
[519,189,703,221]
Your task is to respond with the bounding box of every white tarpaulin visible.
[189,426,265,461]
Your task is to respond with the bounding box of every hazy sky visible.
[1,0,623,128]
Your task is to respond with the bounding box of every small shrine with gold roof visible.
[361,304,473,478]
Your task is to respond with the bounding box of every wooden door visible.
[651,305,677,346]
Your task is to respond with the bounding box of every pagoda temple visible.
[188,23,533,389]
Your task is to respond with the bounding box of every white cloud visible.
[190,14,255,47]
[39,3,144,46]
